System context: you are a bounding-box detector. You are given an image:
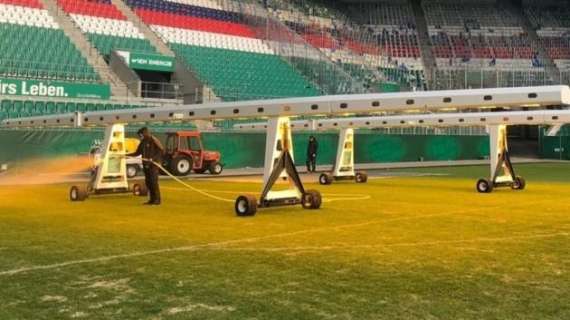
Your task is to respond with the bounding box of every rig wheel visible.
[512,176,526,190]
[355,171,368,183]
[209,162,223,175]
[69,185,88,202]
[319,173,333,185]
[235,195,257,217]
[302,190,322,210]
[132,182,148,197]
[476,178,493,193]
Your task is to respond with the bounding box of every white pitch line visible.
[0,211,460,277]
[207,232,570,253]
[0,200,553,277]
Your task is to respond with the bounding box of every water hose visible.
[134,157,235,203]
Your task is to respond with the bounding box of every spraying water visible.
[0,155,92,186]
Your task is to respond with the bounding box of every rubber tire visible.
[302,190,322,210]
[209,162,223,175]
[319,173,333,185]
[69,185,88,202]
[355,172,368,183]
[512,176,526,190]
[476,178,493,193]
[235,195,257,217]
[126,165,138,178]
[132,183,148,197]
[171,156,192,176]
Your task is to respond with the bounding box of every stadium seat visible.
[0,2,101,84]
[56,0,157,57]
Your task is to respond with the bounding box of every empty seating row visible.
[135,8,256,38]
[525,4,570,29]
[57,0,157,57]
[0,3,100,83]
[58,0,125,20]
[0,3,58,29]
[432,68,552,90]
[126,0,241,23]
[0,0,42,9]
[168,0,223,11]
[0,99,155,120]
[172,44,319,101]
[423,2,520,29]
[152,25,272,54]
[347,1,416,28]
[431,32,537,60]
[436,58,541,69]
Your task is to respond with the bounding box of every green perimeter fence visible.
[0,129,492,169]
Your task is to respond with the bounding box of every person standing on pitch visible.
[306,135,318,173]
[128,127,164,205]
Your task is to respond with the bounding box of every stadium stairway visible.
[410,0,435,87]
[124,0,322,101]
[39,0,130,97]
[111,0,213,102]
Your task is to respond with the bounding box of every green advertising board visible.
[118,51,175,72]
[0,78,110,99]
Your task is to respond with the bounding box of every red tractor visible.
[163,131,223,176]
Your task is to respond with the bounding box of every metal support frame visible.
[261,117,302,203]
[69,124,147,201]
[92,124,129,192]
[476,125,525,193]
[234,117,322,216]
[333,128,355,178]
[318,128,368,185]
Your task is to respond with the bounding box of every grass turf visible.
[0,163,569,319]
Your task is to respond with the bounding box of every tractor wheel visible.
[170,156,192,176]
[235,195,257,217]
[209,162,223,175]
[511,176,526,190]
[302,190,322,210]
[126,165,139,178]
[476,178,493,193]
[69,185,88,202]
[132,183,148,197]
[355,171,368,183]
[319,173,333,185]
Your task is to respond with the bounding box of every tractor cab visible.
[163,131,223,176]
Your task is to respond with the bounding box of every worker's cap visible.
[137,127,149,135]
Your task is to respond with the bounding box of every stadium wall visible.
[539,127,570,160]
[0,129,491,169]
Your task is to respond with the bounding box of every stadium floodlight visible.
[2,85,569,129]
[2,85,570,215]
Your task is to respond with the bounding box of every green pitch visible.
[1,163,569,319]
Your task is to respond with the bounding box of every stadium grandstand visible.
[0,0,568,132]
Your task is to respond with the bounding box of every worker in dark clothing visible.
[306,135,318,173]
[128,127,164,205]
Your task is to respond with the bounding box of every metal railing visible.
[430,68,566,90]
